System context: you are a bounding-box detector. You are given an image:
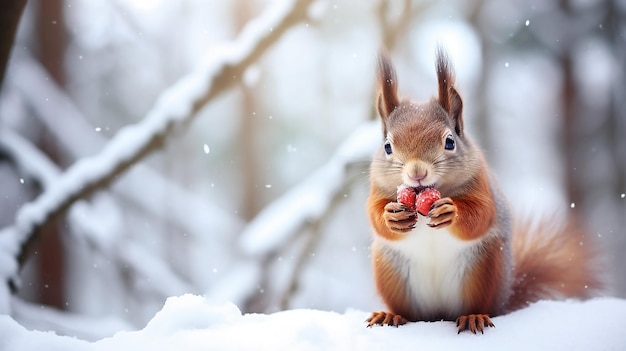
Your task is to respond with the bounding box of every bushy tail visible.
[506,217,606,312]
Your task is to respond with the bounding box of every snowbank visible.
[1,294,625,350]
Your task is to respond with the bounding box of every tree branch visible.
[8,54,244,242]
[0,129,194,300]
[0,0,314,291]
[236,122,379,311]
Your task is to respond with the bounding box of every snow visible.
[10,298,131,342]
[1,294,625,350]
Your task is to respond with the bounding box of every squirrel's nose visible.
[403,161,430,186]
[409,170,427,182]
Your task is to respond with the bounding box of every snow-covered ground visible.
[1,295,625,350]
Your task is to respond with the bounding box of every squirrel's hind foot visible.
[455,314,494,334]
[365,311,408,327]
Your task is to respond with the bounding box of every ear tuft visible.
[436,47,464,136]
[377,52,399,120]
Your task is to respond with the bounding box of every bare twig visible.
[277,174,363,310]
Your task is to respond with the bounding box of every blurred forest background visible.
[0,0,624,340]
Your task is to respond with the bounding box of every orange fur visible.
[371,246,414,319]
[462,235,507,315]
[368,173,507,319]
[367,184,403,241]
[448,169,496,241]
[366,50,604,332]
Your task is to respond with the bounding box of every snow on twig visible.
[9,54,244,246]
[0,130,193,303]
[0,0,314,293]
[239,121,379,256]
[8,55,104,159]
[234,122,378,310]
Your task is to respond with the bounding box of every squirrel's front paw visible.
[383,202,417,233]
[428,197,457,228]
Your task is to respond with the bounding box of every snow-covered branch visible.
[0,130,193,303]
[0,0,315,295]
[239,122,379,257]
[8,54,244,251]
[231,122,379,310]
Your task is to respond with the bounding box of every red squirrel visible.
[365,48,604,333]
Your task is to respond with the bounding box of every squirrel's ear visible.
[436,48,464,136]
[377,53,399,127]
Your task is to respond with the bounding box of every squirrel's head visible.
[372,48,482,197]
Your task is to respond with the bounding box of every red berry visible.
[397,187,417,211]
[416,188,441,216]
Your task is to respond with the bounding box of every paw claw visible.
[384,201,417,233]
[455,314,494,334]
[427,197,457,229]
[366,311,407,328]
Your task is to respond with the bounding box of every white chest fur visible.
[374,217,478,318]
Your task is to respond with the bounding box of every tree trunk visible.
[0,0,27,88]
[33,0,69,310]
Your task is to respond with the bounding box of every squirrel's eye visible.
[445,135,455,150]
[384,140,393,155]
